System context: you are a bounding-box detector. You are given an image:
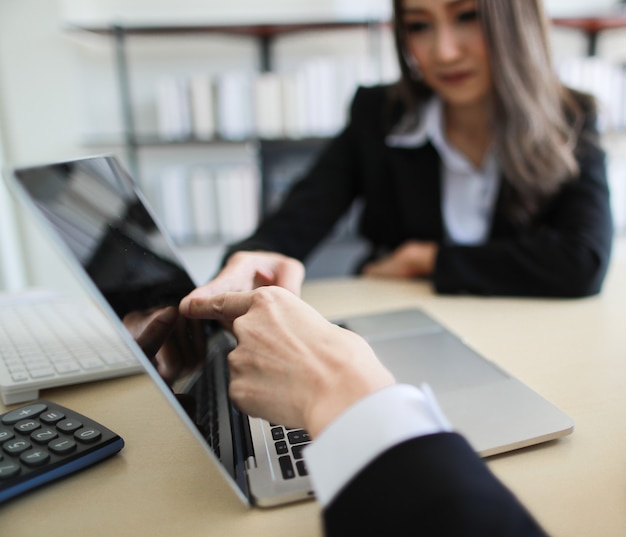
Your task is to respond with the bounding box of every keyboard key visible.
[287,430,310,445]
[278,455,296,479]
[296,460,308,477]
[274,440,288,455]
[291,444,307,460]
[271,427,285,441]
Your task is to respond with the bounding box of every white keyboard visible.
[0,290,143,405]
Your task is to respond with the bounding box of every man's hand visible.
[180,286,395,438]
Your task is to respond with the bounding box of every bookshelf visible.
[552,12,626,55]
[69,20,389,175]
[67,19,391,278]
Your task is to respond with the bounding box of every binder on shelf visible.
[215,72,255,141]
[189,166,220,243]
[254,73,285,139]
[281,72,309,139]
[156,76,192,141]
[189,74,217,140]
[215,165,260,241]
[159,165,194,244]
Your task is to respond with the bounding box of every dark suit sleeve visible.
[324,432,549,537]
[434,112,613,298]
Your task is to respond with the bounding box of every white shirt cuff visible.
[303,383,452,507]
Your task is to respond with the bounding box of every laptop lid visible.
[9,154,313,506]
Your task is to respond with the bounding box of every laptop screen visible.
[13,155,250,498]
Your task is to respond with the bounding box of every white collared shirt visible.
[304,383,452,507]
[386,98,500,245]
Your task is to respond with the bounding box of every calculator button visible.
[48,438,77,455]
[0,460,20,479]
[1,403,47,425]
[75,428,102,444]
[39,410,65,425]
[57,419,82,433]
[0,428,15,443]
[15,419,41,433]
[20,449,50,467]
[31,427,58,444]
[3,439,32,455]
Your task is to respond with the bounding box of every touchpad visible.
[369,331,507,393]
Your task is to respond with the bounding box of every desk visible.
[2,258,626,536]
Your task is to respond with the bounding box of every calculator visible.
[0,400,124,504]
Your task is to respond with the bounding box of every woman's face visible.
[401,0,492,108]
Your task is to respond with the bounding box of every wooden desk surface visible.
[2,258,625,536]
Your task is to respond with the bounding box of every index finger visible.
[181,291,255,322]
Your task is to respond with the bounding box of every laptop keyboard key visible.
[287,430,310,445]
[274,440,288,455]
[271,427,285,441]
[278,456,296,479]
[296,460,308,477]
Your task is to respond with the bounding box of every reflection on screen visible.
[15,156,245,493]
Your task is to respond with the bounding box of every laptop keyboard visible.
[269,424,311,479]
[0,291,143,405]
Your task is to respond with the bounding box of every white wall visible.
[0,120,26,291]
[0,0,95,295]
[57,0,621,23]
[59,0,392,25]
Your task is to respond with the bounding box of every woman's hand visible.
[362,240,438,278]
[180,286,395,438]
[182,251,305,313]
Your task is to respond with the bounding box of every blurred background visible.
[1,0,625,294]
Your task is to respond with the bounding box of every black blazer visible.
[228,85,613,297]
[324,432,549,537]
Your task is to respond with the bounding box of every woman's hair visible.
[391,0,597,224]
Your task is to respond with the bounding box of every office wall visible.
[0,120,26,291]
[0,0,92,295]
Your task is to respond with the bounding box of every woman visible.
[196,0,613,298]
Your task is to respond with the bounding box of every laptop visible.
[8,154,574,507]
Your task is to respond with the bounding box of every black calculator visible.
[0,400,124,504]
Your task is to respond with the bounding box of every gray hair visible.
[391,0,596,224]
